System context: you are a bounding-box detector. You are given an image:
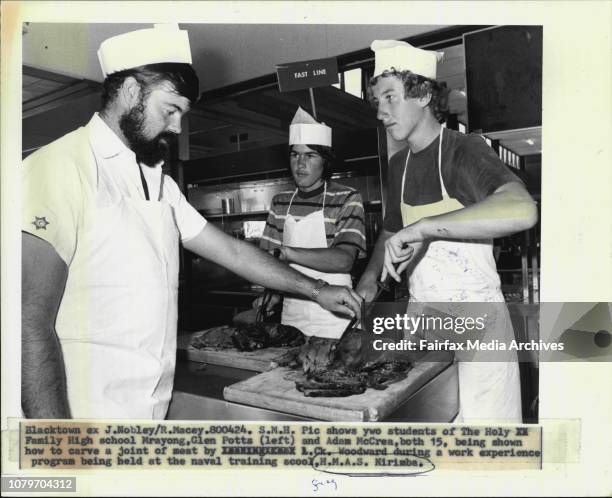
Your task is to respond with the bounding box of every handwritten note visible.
[312,478,338,492]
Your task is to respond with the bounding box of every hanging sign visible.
[276,57,339,92]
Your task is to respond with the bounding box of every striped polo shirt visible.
[260,181,366,258]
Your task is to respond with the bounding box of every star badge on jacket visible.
[32,216,50,230]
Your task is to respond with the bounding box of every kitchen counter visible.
[167,358,458,422]
[168,361,310,421]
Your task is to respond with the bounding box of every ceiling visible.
[186,83,381,159]
[22,23,542,159]
[22,23,442,158]
[486,127,542,157]
[21,23,459,158]
[22,23,441,89]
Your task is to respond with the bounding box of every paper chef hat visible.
[371,40,443,79]
[289,107,332,147]
[98,24,192,77]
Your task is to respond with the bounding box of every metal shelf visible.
[201,210,269,220]
[199,201,381,220]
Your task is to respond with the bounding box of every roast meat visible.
[290,327,405,372]
[192,322,305,352]
[231,323,270,351]
[296,336,338,374]
[289,328,413,397]
[231,322,306,351]
[191,325,236,349]
[265,323,306,347]
[294,360,411,397]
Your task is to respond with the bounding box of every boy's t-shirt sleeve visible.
[260,195,283,253]
[382,149,407,233]
[450,134,523,204]
[331,190,367,258]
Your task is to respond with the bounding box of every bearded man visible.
[21,25,361,419]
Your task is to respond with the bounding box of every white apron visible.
[400,128,522,423]
[55,128,179,419]
[281,183,352,339]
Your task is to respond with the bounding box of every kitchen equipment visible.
[223,353,453,421]
[338,274,392,342]
[221,198,235,214]
[243,220,266,239]
[202,208,223,216]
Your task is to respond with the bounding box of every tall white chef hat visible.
[98,23,192,78]
[289,107,332,147]
[371,40,443,80]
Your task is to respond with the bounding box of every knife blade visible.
[337,274,393,342]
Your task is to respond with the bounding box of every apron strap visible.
[401,149,409,203]
[401,127,446,202]
[321,181,327,211]
[286,188,299,216]
[138,164,150,201]
[138,164,167,202]
[285,181,327,216]
[437,127,450,198]
[158,172,165,201]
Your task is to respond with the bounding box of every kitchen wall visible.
[188,172,382,215]
[188,171,383,246]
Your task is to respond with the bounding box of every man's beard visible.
[119,102,177,167]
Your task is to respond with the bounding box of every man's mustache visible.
[156,132,178,148]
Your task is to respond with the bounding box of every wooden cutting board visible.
[223,356,451,421]
[177,330,297,372]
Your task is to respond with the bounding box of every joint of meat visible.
[297,336,338,375]
[290,328,413,397]
[191,325,236,349]
[265,323,306,347]
[231,323,270,351]
[192,323,305,352]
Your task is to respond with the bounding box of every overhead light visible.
[525,138,535,146]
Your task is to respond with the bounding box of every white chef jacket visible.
[22,113,207,418]
[23,113,206,264]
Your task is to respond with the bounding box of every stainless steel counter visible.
[167,360,458,422]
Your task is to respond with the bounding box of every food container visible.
[221,198,235,214]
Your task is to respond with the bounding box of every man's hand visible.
[382,223,425,282]
[185,224,361,308]
[355,229,393,302]
[315,285,363,320]
[355,278,378,303]
[252,293,282,313]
